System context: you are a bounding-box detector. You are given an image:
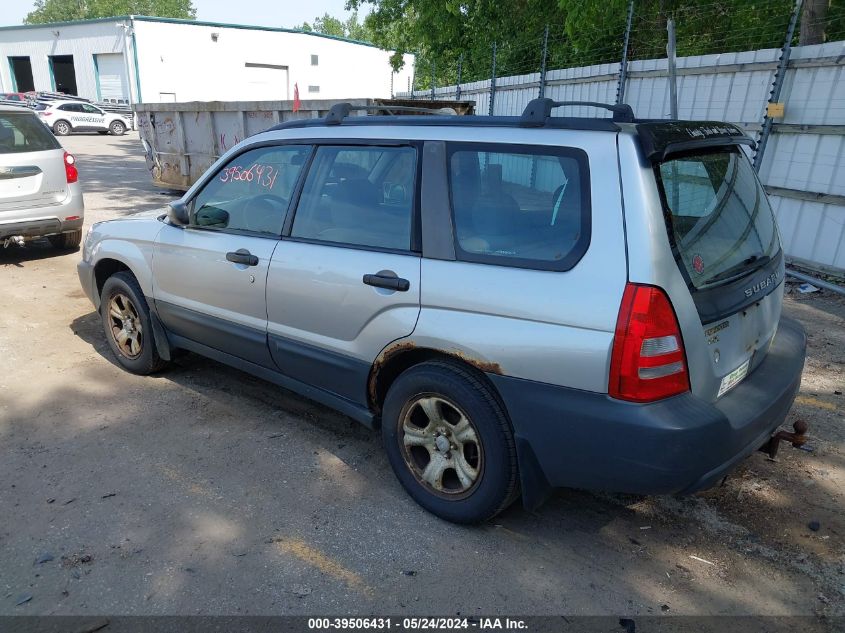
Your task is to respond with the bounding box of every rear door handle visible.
[226,249,259,266]
[363,273,410,292]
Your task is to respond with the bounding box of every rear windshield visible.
[656,149,780,290]
[0,112,61,154]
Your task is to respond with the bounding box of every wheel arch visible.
[368,341,505,416]
[368,341,553,511]
[94,257,132,301]
[94,256,172,362]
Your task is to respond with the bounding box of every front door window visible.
[191,145,310,236]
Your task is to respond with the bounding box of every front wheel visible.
[382,361,519,523]
[100,271,166,375]
[109,120,126,136]
[53,120,71,136]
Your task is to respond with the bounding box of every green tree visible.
[296,11,372,41]
[24,0,196,24]
[348,0,845,89]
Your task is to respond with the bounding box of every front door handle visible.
[363,273,410,292]
[226,249,259,266]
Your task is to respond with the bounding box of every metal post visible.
[754,0,803,172]
[616,0,635,105]
[390,72,394,99]
[431,59,436,100]
[667,18,678,119]
[539,25,549,98]
[489,42,498,116]
[456,54,463,101]
[411,62,416,98]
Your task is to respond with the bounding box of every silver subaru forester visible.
[78,100,806,523]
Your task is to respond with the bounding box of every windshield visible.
[0,112,61,154]
[657,148,780,290]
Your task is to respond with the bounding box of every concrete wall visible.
[401,41,845,274]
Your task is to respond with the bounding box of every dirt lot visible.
[1,134,843,618]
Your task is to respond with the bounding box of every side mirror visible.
[167,200,190,225]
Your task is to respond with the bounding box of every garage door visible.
[243,63,289,100]
[95,53,128,103]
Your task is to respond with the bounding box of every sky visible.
[3,0,370,29]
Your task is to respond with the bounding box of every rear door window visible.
[657,149,780,289]
[447,144,590,270]
[0,112,61,154]
[290,145,417,251]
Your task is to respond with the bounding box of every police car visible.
[37,100,130,136]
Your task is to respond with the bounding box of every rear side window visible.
[0,112,61,154]
[291,145,417,251]
[447,144,590,270]
[657,149,780,289]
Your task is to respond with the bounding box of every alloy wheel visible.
[107,293,143,359]
[399,395,483,498]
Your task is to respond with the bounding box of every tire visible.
[382,361,519,524]
[48,230,82,250]
[100,271,166,375]
[53,120,71,136]
[109,120,126,136]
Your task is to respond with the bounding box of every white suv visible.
[0,105,84,249]
[38,101,130,136]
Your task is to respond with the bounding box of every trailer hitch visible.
[759,419,809,459]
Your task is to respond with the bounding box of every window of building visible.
[308,85,320,93]
[311,55,319,66]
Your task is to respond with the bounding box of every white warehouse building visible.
[0,15,415,104]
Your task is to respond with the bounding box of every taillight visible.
[608,283,690,402]
[64,151,78,184]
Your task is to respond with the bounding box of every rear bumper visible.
[490,316,806,505]
[0,189,84,239]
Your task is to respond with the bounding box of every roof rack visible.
[324,102,456,125]
[520,98,635,126]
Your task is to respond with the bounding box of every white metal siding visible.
[0,20,134,101]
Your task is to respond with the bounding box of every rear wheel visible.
[53,120,71,136]
[382,361,519,523]
[109,120,126,136]
[100,271,166,375]
[48,230,82,250]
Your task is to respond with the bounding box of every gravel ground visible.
[0,134,843,618]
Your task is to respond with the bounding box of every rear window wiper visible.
[703,254,770,285]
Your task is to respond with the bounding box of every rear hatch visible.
[0,109,68,215]
[645,125,783,402]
